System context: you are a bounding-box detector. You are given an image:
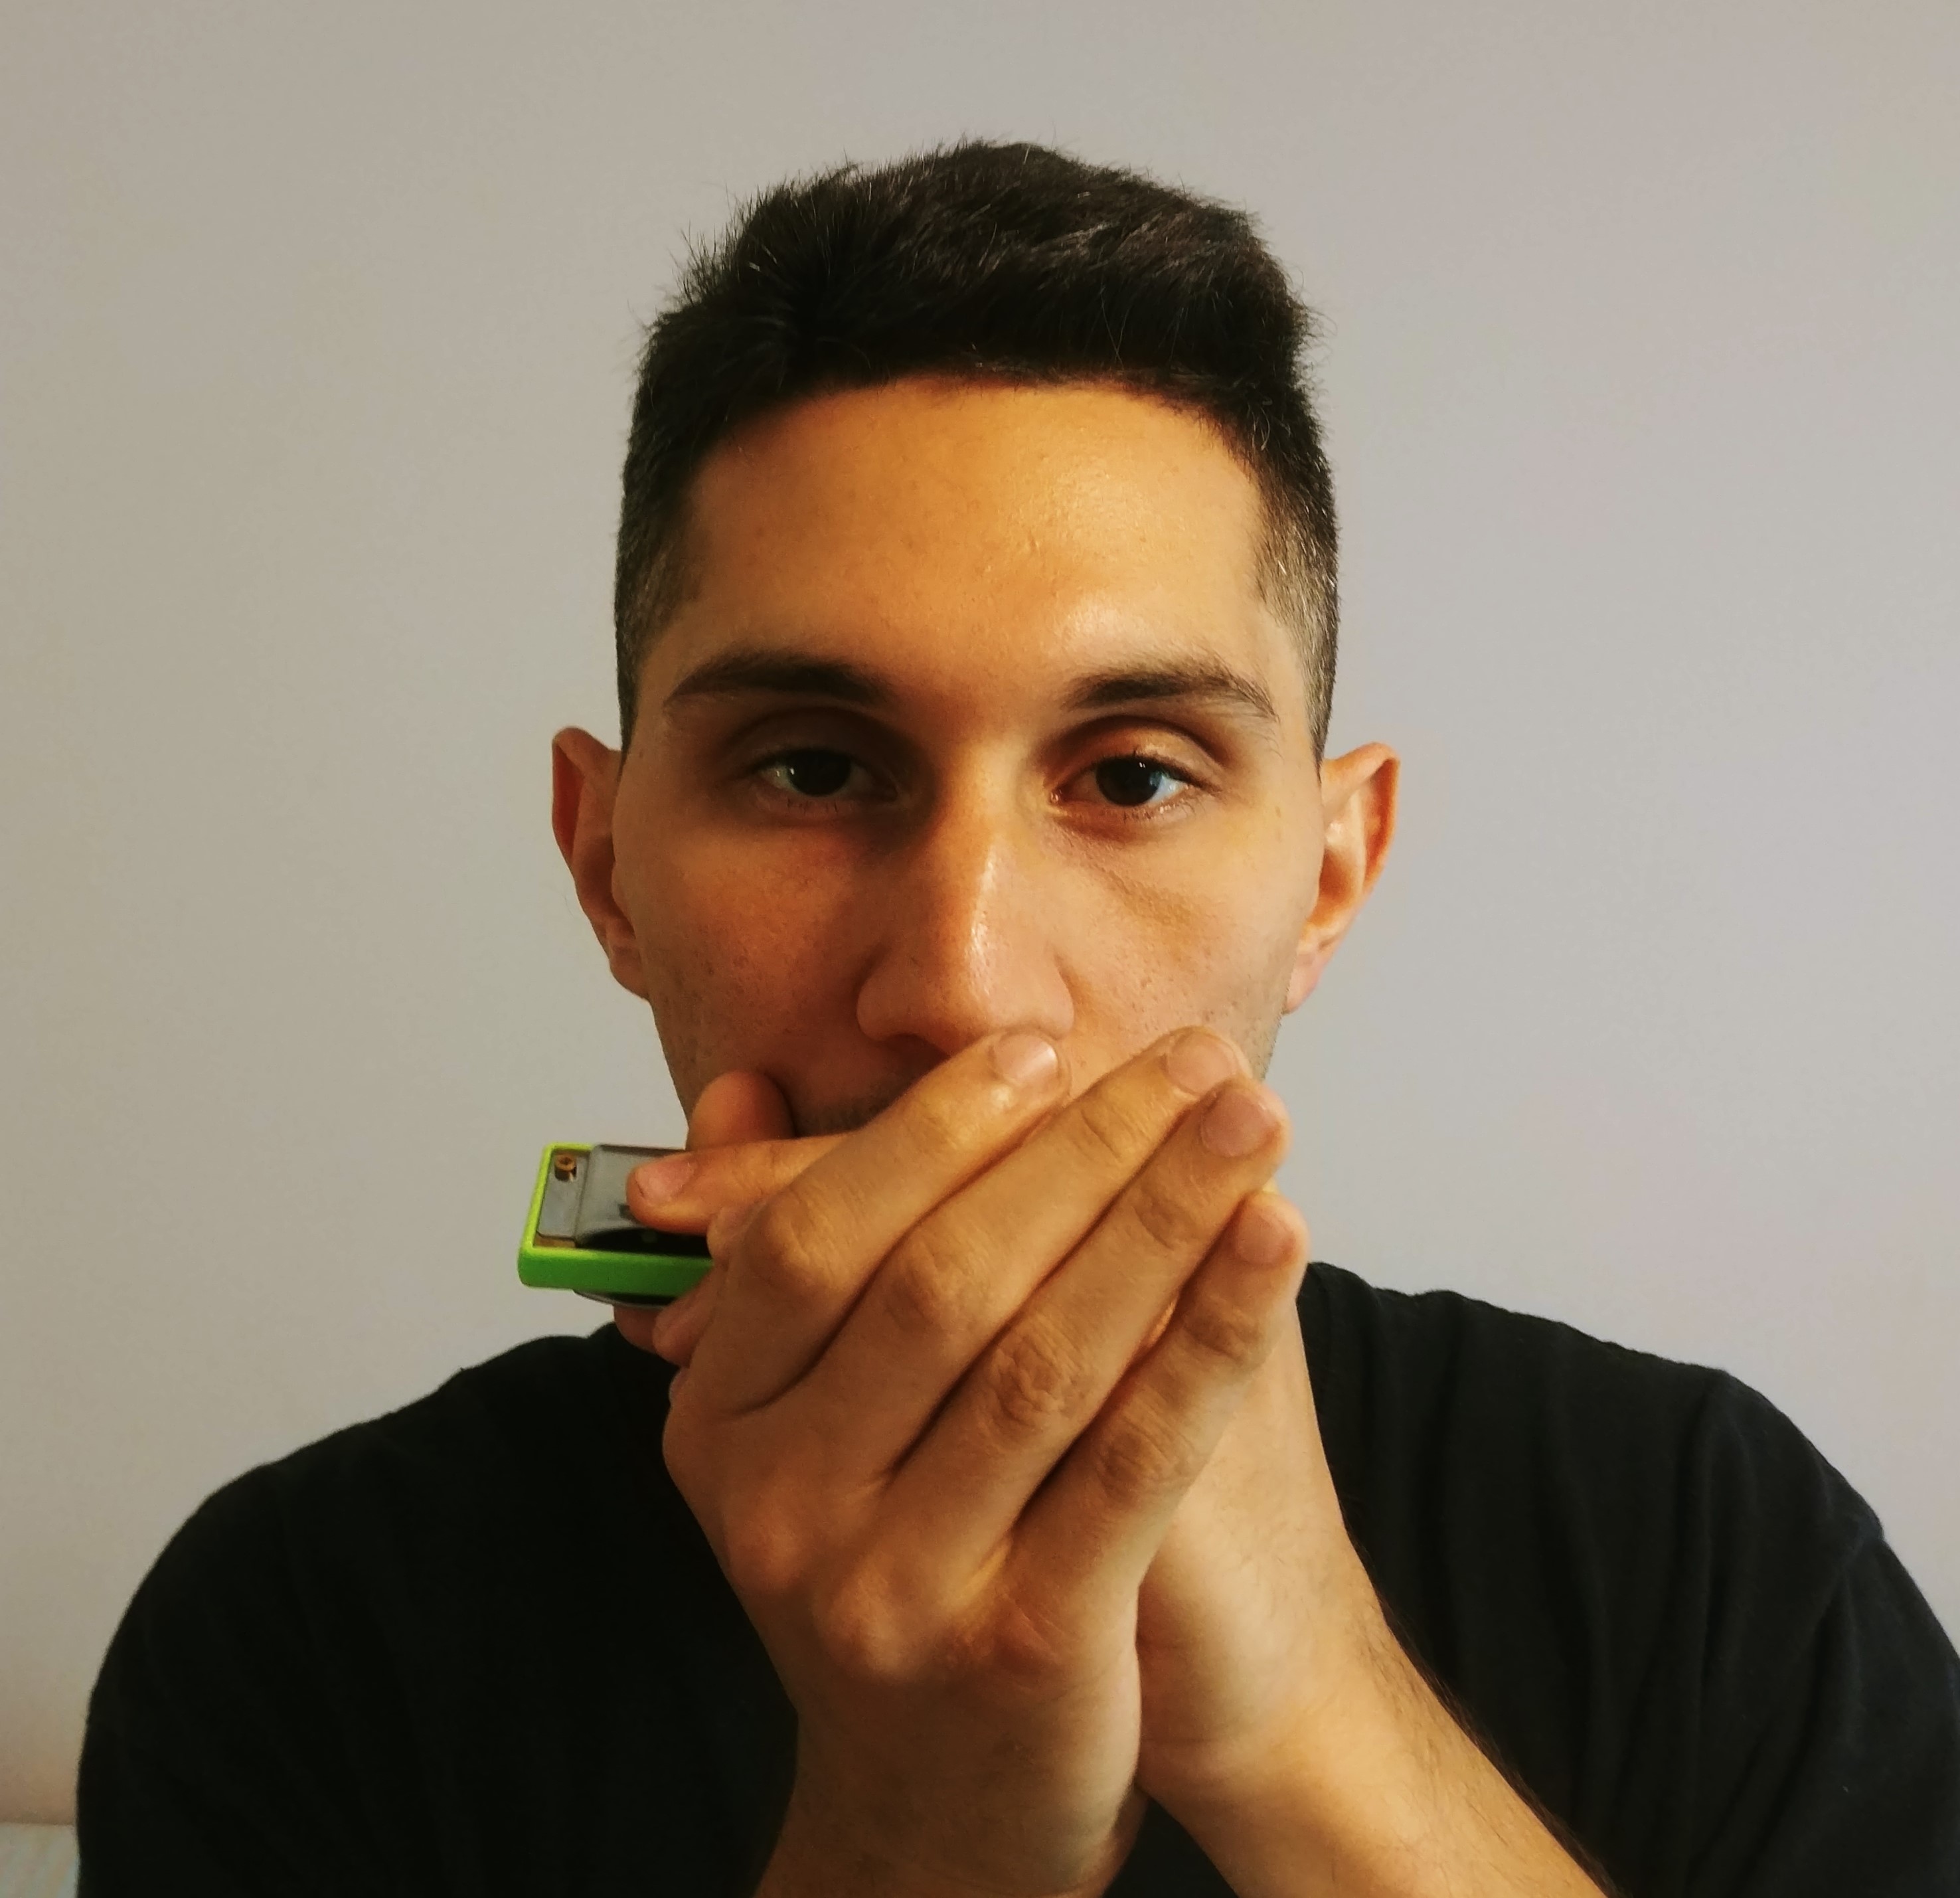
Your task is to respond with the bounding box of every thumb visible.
[687,1071,795,1150]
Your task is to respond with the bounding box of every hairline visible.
[616,371,1335,758]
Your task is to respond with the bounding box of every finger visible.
[613,1197,759,1365]
[688,1071,795,1150]
[613,1074,785,1363]
[612,1254,724,1363]
[793,1028,1252,1469]
[691,1030,1068,1414]
[884,1075,1290,1573]
[646,1259,721,1365]
[627,1132,842,1233]
[645,1196,760,1364]
[1013,1191,1307,1612]
[611,1304,664,1355]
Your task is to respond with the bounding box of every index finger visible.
[689,1030,1068,1414]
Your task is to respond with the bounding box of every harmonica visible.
[517,1144,710,1305]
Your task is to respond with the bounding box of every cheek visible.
[1065,827,1318,1059]
[622,836,866,1084]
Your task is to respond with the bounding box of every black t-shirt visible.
[78,1263,1960,1896]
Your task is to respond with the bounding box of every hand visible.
[637,1030,1305,1898]
[623,1063,1604,1898]
[628,1075,1370,1835]
[606,1069,838,1363]
[1132,1314,1379,1814]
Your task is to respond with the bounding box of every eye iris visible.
[781,750,851,797]
[1095,757,1167,807]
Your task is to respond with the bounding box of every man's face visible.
[558,378,1392,1133]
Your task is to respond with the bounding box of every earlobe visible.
[1282,742,1400,1016]
[1285,940,1330,1012]
[550,727,649,999]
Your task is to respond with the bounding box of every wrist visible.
[756,1763,1137,1898]
[1136,1546,1391,1840]
[1146,1590,1401,1859]
[1156,1608,1603,1898]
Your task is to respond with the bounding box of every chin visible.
[776,1069,932,1138]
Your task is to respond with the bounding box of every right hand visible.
[648,1029,1305,1898]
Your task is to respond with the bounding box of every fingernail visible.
[992,1031,1059,1089]
[633,1154,698,1205]
[1201,1084,1280,1158]
[1234,1195,1295,1268]
[1166,1030,1241,1097]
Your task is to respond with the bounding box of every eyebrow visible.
[665,650,890,709]
[1066,663,1277,725]
[664,646,1278,725]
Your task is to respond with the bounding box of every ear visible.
[1286,742,1400,1011]
[551,727,649,999]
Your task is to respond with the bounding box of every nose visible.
[853,789,1076,1059]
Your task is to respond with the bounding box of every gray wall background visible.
[3,0,1955,1823]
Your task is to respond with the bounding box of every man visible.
[79,143,1959,1895]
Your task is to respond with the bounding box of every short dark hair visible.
[615,141,1339,755]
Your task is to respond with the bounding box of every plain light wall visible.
[3,0,1955,1824]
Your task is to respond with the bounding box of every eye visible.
[756,747,864,800]
[1090,755,1189,808]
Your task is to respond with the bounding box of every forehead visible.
[655,377,1301,721]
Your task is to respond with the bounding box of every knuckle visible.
[1088,1411,1197,1511]
[1124,1168,1206,1254]
[971,1594,1074,1689]
[705,1153,776,1212]
[1179,1285,1275,1373]
[743,1193,835,1302]
[716,1508,805,1605]
[981,1320,1091,1438]
[813,1571,924,1685]
[876,1225,981,1341]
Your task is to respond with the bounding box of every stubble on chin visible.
[787,1078,927,1139]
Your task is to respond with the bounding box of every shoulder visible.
[1305,1256,1761,1440]
[260,1322,655,1494]
[78,1327,704,1885]
[1300,1259,1877,1602]
[1301,1264,1960,1894]
[84,1326,679,1766]
[145,1327,659,1590]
